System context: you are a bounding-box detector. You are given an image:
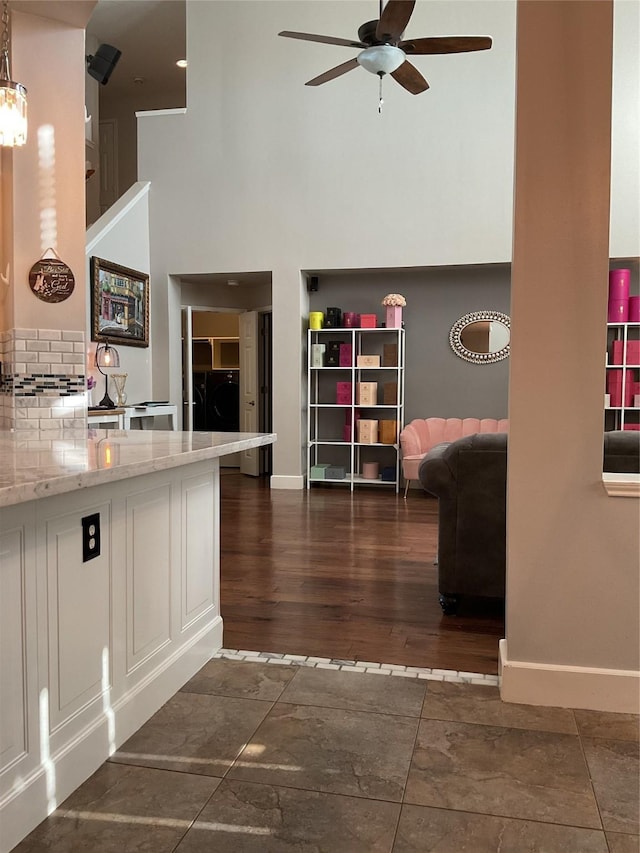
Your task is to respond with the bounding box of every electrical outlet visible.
[82,513,101,562]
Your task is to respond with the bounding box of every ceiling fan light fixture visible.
[357,44,405,76]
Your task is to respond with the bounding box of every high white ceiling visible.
[86,0,186,100]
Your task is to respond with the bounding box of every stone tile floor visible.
[14,653,640,852]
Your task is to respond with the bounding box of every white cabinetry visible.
[0,463,221,853]
[605,322,640,431]
[307,328,405,492]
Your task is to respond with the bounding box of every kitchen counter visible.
[0,427,276,853]
[0,429,276,508]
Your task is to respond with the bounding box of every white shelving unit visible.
[605,321,640,431]
[307,327,405,492]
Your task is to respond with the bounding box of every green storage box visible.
[310,463,331,479]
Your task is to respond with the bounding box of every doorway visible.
[181,306,272,475]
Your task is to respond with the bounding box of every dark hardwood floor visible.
[219,470,504,674]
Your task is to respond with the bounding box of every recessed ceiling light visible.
[176,59,188,69]
[227,280,240,287]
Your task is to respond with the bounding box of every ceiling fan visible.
[279,0,492,97]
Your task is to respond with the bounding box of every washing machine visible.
[193,370,240,431]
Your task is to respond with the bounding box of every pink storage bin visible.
[343,312,357,328]
[608,300,629,322]
[626,340,640,364]
[623,423,640,430]
[609,269,631,300]
[336,381,352,405]
[610,340,624,364]
[629,296,640,322]
[339,343,352,367]
[607,369,634,407]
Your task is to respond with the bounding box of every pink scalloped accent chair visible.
[400,417,509,497]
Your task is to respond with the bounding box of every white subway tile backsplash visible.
[50,341,73,353]
[26,340,50,352]
[62,331,84,342]
[38,329,62,341]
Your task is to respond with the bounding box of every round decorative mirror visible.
[449,310,511,364]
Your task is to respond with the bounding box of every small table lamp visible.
[95,343,120,408]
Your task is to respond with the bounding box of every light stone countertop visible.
[0,429,276,508]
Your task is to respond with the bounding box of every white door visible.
[98,119,118,213]
[181,307,193,431]
[239,311,259,476]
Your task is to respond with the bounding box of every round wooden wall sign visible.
[29,257,75,303]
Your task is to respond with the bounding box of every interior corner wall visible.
[85,191,152,404]
[504,0,639,711]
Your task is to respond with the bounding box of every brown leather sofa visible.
[419,430,639,615]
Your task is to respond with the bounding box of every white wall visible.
[85,183,152,405]
[610,0,639,257]
[138,0,518,479]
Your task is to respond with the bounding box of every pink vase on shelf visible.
[386,306,403,328]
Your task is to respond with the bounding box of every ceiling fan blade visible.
[400,35,492,54]
[279,31,366,48]
[391,60,429,94]
[377,0,416,42]
[306,57,360,87]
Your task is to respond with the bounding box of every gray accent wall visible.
[309,265,511,424]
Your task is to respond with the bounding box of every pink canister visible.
[608,300,629,323]
[362,462,379,480]
[628,296,640,323]
[609,269,631,301]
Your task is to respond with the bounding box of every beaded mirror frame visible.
[449,310,511,364]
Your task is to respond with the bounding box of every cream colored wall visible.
[8,9,89,336]
[0,151,10,331]
[504,0,639,707]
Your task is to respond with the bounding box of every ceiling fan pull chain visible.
[378,75,384,114]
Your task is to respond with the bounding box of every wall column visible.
[502,0,639,712]
[0,8,90,432]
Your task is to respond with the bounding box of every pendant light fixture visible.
[0,0,27,147]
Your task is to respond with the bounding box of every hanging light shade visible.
[0,0,27,147]
[357,45,406,77]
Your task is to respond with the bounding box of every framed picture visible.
[90,256,149,347]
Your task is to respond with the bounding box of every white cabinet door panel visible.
[181,471,217,629]
[45,504,111,730]
[126,484,172,671]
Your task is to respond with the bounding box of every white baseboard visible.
[0,618,222,853]
[270,474,304,490]
[499,639,640,713]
